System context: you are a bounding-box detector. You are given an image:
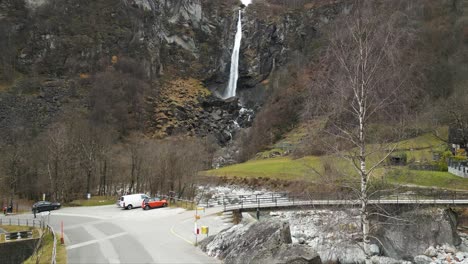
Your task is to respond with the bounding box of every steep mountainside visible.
[1,0,467,203]
[0,0,343,144]
[0,0,466,148]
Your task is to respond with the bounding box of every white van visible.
[118,194,149,210]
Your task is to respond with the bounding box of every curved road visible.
[4,205,226,263]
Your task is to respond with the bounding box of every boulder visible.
[424,246,437,257]
[455,251,467,261]
[199,219,321,264]
[376,208,461,260]
[252,244,322,264]
[370,256,408,264]
[370,244,380,256]
[443,243,457,254]
[413,255,433,264]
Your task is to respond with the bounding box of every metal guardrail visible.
[217,190,468,211]
[0,217,54,263]
[0,217,42,228]
[47,225,57,264]
[154,195,199,210]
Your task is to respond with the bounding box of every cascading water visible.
[223,10,243,99]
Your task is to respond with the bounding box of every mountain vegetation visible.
[0,0,467,204]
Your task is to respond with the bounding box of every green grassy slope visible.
[205,127,468,190]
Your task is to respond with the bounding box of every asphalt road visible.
[2,205,226,264]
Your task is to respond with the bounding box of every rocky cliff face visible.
[1,0,239,79]
[0,0,240,141]
[0,0,345,143]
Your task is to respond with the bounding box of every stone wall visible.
[448,161,468,178]
[0,238,39,264]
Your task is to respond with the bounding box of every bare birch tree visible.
[320,0,417,260]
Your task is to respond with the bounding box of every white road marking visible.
[64,219,107,231]
[51,212,107,220]
[83,224,121,263]
[66,232,127,250]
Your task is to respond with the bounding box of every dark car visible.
[32,201,61,213]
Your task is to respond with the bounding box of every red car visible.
[142,197,168,210]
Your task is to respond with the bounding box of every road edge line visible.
[170,225,194,246]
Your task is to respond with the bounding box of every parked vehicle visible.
[142,197,168,210]
[117,194,149,210]
[32,201,61,213]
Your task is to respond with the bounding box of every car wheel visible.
[127,204,133,210]
[163,203,168,207]
[145,205,150,210]
[54,206,58,210]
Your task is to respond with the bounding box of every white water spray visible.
[223,10,243,99]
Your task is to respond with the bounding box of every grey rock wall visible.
[199,219,321,264]
[376,208,461,260]
[0,238,39,264]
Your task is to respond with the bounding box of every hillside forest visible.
[0,0,467,202]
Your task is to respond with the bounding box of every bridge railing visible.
[217,189,468,211]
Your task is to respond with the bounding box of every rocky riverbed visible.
[267,209,468,264]
[196,185,468,263]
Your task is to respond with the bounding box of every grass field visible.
[398,129,448,151]
[204,132,447,182]
[66,196,117,207]
[205,156,322,180]
[23,231,67,264]
[204,128,468,190]
[386,169,468,190]
[169,200,196,210]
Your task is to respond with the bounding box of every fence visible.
[0,218,42,228]
[213,189,468,211]
[448,160,468,178]
[134,189,468,211]
[46,225,57,264]
[0,218,56,264]
[158,195,196,209]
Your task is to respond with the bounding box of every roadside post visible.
[60,221,64,244]
[194,208,198,246]
[194,222,199,246]
[42,193,46,201]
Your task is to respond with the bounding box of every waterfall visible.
[223,10,243,99]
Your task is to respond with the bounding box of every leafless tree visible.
[316,0,418,260]
[45,123,71,201]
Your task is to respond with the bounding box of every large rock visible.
[414,255,433,264]
[252,244,322,264]
[199,219,321,264]
[376,208,461,260]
